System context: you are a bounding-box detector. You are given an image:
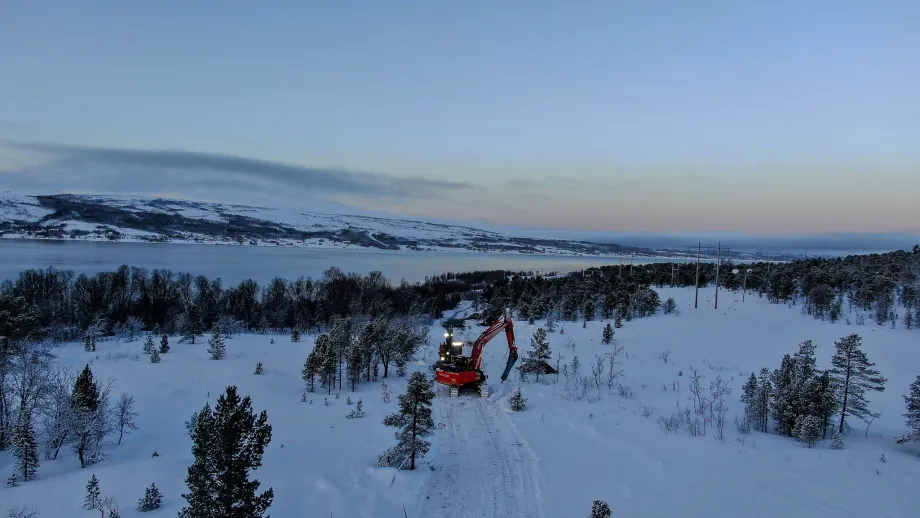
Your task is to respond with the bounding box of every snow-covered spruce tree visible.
[85,473,101,510]
[6,473,18,487]
[179,386,273,518]
[206,324,226,360]
[142,334,155,355]
[159,334,169,354]
[255,362,263,375]
[302,349,320,392]
[830,432,844,449]
[346,399,366,419]
[11,410,40,482]
[138,482,163,512]
[794,414,822,448]
[114,393,138,446]
[509,388,527,411]
[829,333,887,433]
[896,374,920,444]
[380,372,435,470]
[601,323,614,345]
[527,327,552,382]
[591,500,612,518]
[741,373,759,426]
[149,346,161,363]
[71,364,105,468]
[545,314,557,333]
[290,327,301,343]
[755,368,773,433]
[613,312,623,329]
[771,354,797,436]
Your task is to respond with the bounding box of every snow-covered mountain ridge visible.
[0,191,796,260]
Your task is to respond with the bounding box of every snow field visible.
[2,283,919,517]
[479,286,920,518]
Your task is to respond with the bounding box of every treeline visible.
[0,265,478,343]
[479,246,920,327]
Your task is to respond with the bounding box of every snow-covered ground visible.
[3,285,920,517]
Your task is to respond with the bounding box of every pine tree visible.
[255,362,263,375]
[346,398,366,419]
[73,364,101,412]
[12,411,40,482]
[319,335,337,394]
[302,350,319,392]
[6,473,18,487]
[896,374,920,444]
[160,334,170,354]
[601,323,614,345]
[830,433,844,449]
[545,314,557,333]
[794,414,822,447]
[904,311,914,330]
[614,313,623,329]
[178,386,273,518]
[143,334,155,354]
[756,368,773,433]
[381,371,435,470]
[591,500,612,518]
[84,473,101,510]
[149,346,161,363]
[830,334,887,433]
[207,324,226,360]
[527,328,552,382]
[138,482,163,512]
[71,365,104,468]
[741,373,758,425]
[182,306,204,344]
[84,334,93,352]
[509,388,527,411]
[290,327,301,342]
[771,354,797,436]
[346,343,363,391]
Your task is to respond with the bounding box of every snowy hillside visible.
[0,191,648,256]
[3,285,919,517]
[0,191,798,260]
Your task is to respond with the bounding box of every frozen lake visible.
[0,240,698,284]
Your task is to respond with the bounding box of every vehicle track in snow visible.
[417,393,544,518]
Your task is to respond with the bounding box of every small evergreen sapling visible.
[509,388,527,411]
[663,297,677,314]
[347,399,366,419]
[255,362,264,375]
[138,482,163,512]
[602,323,614,345]
[6,473,18,487]
[591,500,612,518]
[149,347,161,363]
[207,324,226,360]
[346,396,353,405]
[159,334,169,354]
[794,415,822,448]
[290,327,301,342]
[85,473,101,510]
[381,382,392,403]
[830,433,844,449]
[143,334,155,355]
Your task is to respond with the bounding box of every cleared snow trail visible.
[417,394,544,518]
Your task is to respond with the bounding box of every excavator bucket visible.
[500,348,518,382]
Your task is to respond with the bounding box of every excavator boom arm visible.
[470,309,518,378]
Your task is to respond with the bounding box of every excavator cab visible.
[437,327,464,365]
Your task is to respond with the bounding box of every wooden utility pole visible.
[694,241,701,309]
[714,242,721,310]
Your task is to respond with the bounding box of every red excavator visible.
[434,308,518,397]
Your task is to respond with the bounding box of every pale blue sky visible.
[1,1,918,233]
